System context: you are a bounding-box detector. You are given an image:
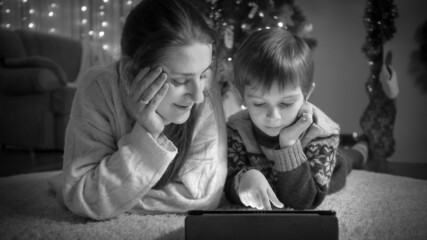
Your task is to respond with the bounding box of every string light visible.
[2,0,11,28]
[79,2,90,39]
[46,1,58,34]
[1,0,136,57]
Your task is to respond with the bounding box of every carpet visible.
[0,170,426,240]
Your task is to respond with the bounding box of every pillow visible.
[3,56,67,85]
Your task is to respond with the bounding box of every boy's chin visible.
[266,132,280,137]
[262,128,281,137]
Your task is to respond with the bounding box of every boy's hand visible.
[238,169,284,210]
[126,66,169,139]
[279,102,313,147]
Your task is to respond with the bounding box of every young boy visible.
[224,28,368,210]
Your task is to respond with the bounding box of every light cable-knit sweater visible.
[50,61,227,220]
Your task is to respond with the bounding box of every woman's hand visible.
[126,66,169,139]
[238,169,284,210]
[279,102,313,147]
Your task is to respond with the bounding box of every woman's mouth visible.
[174,103,193,111]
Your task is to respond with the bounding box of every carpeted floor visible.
[0,170,426,240]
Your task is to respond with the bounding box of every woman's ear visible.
[305,82,316,101]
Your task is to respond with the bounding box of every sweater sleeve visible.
[263,135,339,209]
[61,75,178,220]
[224,126,254,205]
[135,91,227,213]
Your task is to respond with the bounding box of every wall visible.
[297,0,427,163]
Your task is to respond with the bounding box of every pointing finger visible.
[267,187,284,209]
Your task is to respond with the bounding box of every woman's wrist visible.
[137,121,160,140]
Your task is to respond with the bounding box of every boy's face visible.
[243,82,305,137]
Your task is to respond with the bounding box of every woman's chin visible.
[164,113,191,125]
[173,115,190,124]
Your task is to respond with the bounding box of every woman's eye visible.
[171,79,186,85]
[253,103,265,107]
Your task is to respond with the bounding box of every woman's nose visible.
[187,79,205,103]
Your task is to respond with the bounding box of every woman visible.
[50,0,227,220]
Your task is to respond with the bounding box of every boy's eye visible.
[253,102,265,107]
[281,102,294,107]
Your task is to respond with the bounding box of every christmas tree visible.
[360,0,398,161]
[190,0,316,95]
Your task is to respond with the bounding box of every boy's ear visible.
[305,82,316,101]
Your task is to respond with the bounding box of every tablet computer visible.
[185,210,338,240]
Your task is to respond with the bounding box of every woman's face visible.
[157,43,212,124]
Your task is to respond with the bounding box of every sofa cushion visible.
[3,56,67,85]
[0,29,26,59]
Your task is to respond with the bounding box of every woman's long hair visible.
[121,0,215,189]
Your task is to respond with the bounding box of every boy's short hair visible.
[233,28,314,97]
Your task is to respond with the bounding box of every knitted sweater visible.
[52,61,227,220]
[225,104,340,209]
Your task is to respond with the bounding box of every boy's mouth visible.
[264,125,283,133]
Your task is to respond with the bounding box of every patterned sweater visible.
[225,104,340,209]
[50,61,227,220]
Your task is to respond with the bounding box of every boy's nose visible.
[267,107,281,120]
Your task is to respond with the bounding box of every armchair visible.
[0,29,82,150]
